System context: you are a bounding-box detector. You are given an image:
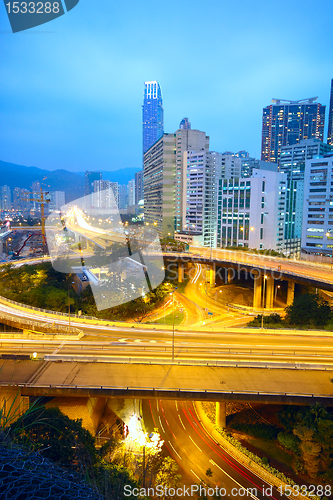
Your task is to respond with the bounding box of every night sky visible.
[0,0,332,172]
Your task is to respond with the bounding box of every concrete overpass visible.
[1,359,332,406]
[164,248,333,309]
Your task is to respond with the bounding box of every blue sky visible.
[0,0,332,172]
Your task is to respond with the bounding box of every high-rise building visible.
[93,180,117,209]
[220,154,242,179]
[241,158,278,178]
[142,81,164,154]
[0,185,11,211]
[13,188,30,212]
[127,179,135,206]
[49,191,65,212]
[261,98,325,163]
[118,184,128,210]
[85,171,102,196]
[279,139,333,242]
[184,150,218,247]
[109,182,119,208]
[135,171,143,204]
[217,169,287,252]
[179,117,191,130]
[174,127,209,233]
[301,154,333,254]
[143,133,176,236]
[328,79,333,146]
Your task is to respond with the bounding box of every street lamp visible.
[274,284,280,306]
[261,274,267,329]
[170,287,177,362]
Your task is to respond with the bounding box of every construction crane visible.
[23,185,50,247]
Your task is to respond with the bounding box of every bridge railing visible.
[0,381,330,400]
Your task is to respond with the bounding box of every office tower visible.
[143,133,176,236]
[85,171,102,196]
[179,117,191,130]
[127,179,135,206]
[301,154,333,254]
[328,79,333,146]
[217,170,287,251]
[135,171,143,204]
[261,98,325,163]
[0,185,11,211]
[184,150,218,247]
[142,81,164,154]
[174,127,209,233]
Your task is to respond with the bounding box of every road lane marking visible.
[134,339,141,343]
[156,400,159,412]
[178,414,186,430]
[189,435,202,452]
[175,401,178,411]
[51,341,66,356]
[158,415,165,433]
[118,338,127,342]
[168,441,182,460]
[209,460,260,500]
[190,469,202,482]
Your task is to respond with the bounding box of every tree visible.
[285,293,331,327]
[11,406,98,473]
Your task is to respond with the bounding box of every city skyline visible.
[1,0,333,172]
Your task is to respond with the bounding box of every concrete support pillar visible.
[266,275,274,310]
[253,274,263,309]
[215,401,226,428]
[178,263,184,283]
[209,263,216,288]
[287,281,295,306]
[227,268,234,284]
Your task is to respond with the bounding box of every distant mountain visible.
[0,160,84,202]
[0,160,141,203]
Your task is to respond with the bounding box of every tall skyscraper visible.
[261,98,325,163]
[142,81,164,154]
[328,79,333,146]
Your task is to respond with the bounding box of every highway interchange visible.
[1,224,333,495]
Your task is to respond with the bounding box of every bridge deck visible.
[1,360,332,405]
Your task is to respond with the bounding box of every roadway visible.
[143,399,287,500]
[185,247,333,290]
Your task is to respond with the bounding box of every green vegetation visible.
[2,400,182,498]
[276,404,333,481]
[0,262,175,322]
[155,311,184,325]
[248,293,333,329]
[229,423,278,440]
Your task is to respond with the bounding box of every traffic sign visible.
[208,312,213,316]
